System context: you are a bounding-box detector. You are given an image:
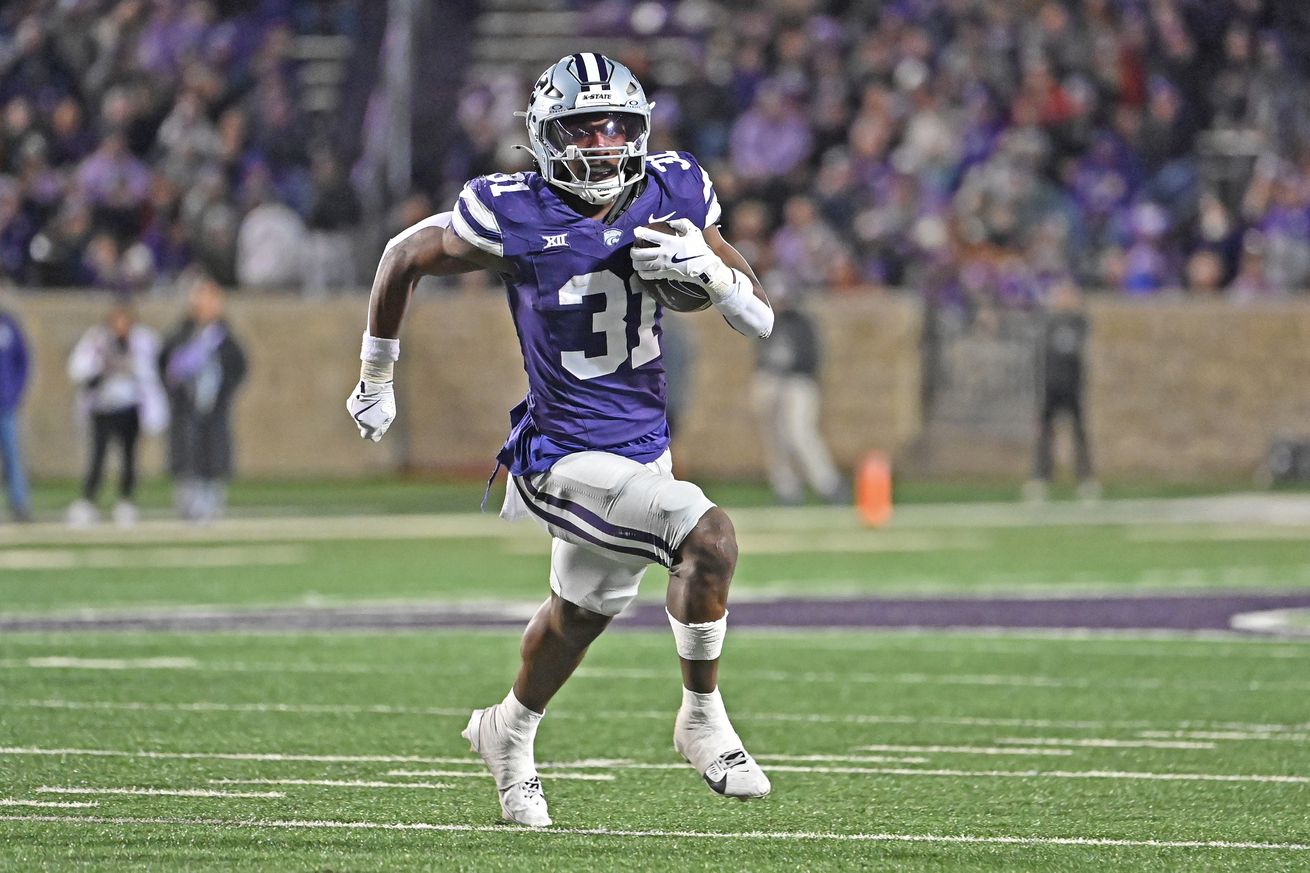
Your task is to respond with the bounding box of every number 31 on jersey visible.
[558,270,658,380]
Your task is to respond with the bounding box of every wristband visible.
[700,259,738,296]
[361,331,400,363]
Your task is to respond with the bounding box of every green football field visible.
[2,481,1309,870]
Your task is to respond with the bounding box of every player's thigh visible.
[516,450,714,567]
[549,537,649,617]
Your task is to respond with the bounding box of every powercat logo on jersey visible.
[603,229,623,246]
[542,233,569,249]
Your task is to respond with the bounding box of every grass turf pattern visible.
[1,486,1308,869]
[1,631,1308,871]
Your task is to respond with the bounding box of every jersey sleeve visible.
[449,177,507,257]
[647,150,722,229]
[693,154,723,228]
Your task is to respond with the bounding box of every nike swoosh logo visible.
[671,254,697,264]
[703,770,728,795]
[648,211,676,223]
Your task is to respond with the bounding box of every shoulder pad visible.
[450,173,541,257]
[646,151,721,228]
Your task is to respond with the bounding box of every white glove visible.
[631,218,734,293]
[347,379,396,442]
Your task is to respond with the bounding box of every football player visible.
[347,52,774,827]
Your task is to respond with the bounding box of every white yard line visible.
[994,737,1217,750]
[9,699,473,717]
[1,747,485,765]
[37,787,283,799]
[0,600,542,627]
[855,744,1074,757]
[0,799,98,808]
[1140,730,1310,743]
[0,658,470,676]
[0,814,1305,852]
[8,657,198,670]
[757,754,933,764]
[209,779,454,790]
[9,700,1310,735]
[383,770,615,782]
[756,766,1309,784]
[0,545,307,571]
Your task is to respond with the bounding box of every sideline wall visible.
[11,291,1309,483]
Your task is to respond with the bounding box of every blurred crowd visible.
[5,0,1310,306]
[0,0,364,293]
[450,0,1310,305]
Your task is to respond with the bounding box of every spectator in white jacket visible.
[66,301,168,527]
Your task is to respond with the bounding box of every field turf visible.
[1,481,1308,870]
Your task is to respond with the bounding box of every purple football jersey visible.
[449,151,722,476]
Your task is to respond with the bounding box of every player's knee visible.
[550,594,612,641]
[677,507,737,580]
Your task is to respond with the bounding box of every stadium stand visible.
[3,0,1310,305]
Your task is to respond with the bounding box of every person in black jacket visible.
[159,272,247,522]
[1026,280,1099,502]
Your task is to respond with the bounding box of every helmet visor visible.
[544,111,647,153]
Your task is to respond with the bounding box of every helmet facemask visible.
[539,111,648,205]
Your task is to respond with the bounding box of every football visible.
[631,222,713,312]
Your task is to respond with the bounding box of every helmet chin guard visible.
[520,52,653,205]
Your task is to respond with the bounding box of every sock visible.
[677,687,744,771]
[682,686,724,716]
[503,688,545,728]
[474,689,543,790]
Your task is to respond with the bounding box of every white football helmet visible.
[520,52,653,205]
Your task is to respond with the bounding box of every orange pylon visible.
[856,451,893,527]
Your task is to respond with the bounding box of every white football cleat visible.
[674,690,771,800]
[496,775,551,828]
[462,702,551,827]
